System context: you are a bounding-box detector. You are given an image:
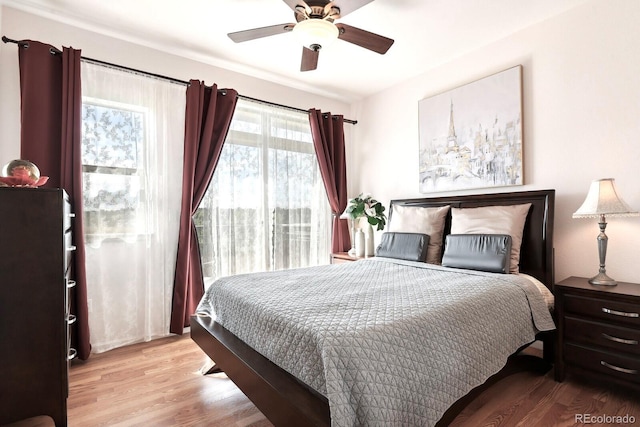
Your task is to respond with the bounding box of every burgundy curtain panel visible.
[170,81,238,334]
[18,41,91,359]
[18,41,62,188]
[309,109,350,253]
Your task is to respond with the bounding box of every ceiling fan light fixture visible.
[292,19,339,49]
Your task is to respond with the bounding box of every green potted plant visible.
[342,193,387,258]
[343,193,387,230]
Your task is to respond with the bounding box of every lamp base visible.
[588,272,618,286]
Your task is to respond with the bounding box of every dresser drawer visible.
[565,316,640,356]
[565,343,640,385]
[64,231,75,275]
[564,294,640,327]
[63,200,73,232]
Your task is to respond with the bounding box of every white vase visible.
[347,218,357,257]
[364,224,375,257]
[354,228,365,257]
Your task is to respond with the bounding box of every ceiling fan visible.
[228,0,394,72]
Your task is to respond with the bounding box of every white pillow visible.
[450,203,531,273]
[388,205,450,264]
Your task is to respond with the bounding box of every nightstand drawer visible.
[564,294,640,327]
[565,343,640,384]
[565,316,640,356]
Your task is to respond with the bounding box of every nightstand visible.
[330,252,369,264]
[554,276,640,390]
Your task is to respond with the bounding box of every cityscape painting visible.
[418,66,523,193]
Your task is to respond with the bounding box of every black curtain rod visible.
[2,35,357,125]
[239,94,357,124]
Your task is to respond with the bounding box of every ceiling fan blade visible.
[228,23,295,43]
[300,46,319,71]
[332,0,374,18]
[282,0,311,13]
[336,23,394,54]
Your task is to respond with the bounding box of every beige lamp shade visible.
[573,178,639,218]
[572,178,638,286]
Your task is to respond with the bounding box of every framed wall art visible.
[418,65,523,193]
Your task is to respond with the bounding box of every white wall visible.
[3,2,640,285]
[0,6,351,164]
[350,0,640,284]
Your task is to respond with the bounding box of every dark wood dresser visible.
[554,276,640,390]
[0,187,75,426]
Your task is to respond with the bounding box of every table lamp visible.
[573,178,639,286]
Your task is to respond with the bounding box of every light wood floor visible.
[68,334,640,426]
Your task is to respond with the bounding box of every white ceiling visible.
[4,0,589,101]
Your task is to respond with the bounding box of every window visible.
[195,99,331,283]
[81,99,148,241]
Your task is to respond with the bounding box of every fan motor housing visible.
[295,4,341,22]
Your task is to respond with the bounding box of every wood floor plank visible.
[68,334,640,426]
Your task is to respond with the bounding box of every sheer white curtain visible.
[195,99,331,284]
[80,62,185,352]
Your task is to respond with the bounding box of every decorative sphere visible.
[1,159,41,181]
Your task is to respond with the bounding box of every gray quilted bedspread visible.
[196,257,555,427]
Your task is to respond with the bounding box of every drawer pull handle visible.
[68,348,78,361]
[67,245,77,252]
[66,279,76,289]
[602,307,639,318]
[67,314,77,325]
[69,213,76,218]
[602,333,638,345]
[600,360,637,375]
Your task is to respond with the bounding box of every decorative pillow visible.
[376,232,430,262]
[441,234,512,273]
[450,203,531,273]
[388,205,450,264]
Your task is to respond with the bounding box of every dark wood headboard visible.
[389,189,555,289]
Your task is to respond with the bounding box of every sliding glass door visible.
[195,99,331,284]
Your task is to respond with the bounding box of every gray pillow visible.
[441,234,512,273]
[388,205,449,264]
[376,232,430,262]
[450,203,530,273]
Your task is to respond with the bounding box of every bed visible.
[190,189,556,427]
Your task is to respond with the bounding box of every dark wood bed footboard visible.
[191,314,553,427]
[190,314,331,427]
